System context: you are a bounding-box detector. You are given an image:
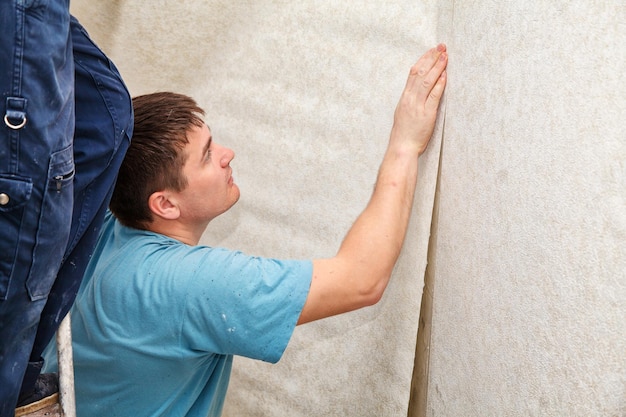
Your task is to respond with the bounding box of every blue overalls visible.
[0,3,132,414]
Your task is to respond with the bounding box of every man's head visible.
[110,92,238,236]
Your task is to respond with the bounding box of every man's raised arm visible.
[299,44,448,325]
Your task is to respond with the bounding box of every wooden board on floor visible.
[15,394,62,417]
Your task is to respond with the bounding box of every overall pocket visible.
[26,144,74,300]
[0,175,33,299]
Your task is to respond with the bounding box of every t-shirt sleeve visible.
[178,247,312,363]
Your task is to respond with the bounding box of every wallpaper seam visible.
[408,98,447,417]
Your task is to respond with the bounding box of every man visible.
[0,4,132,415]
[44,44,448,416]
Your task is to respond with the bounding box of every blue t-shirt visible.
[44,213,312,416]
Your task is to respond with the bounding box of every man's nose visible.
[220,146,235,167]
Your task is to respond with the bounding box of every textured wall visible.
[424,1,626,416]
[70,1,625,416]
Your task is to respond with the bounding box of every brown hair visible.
[110,92,205,230]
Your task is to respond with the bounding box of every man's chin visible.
[230,187,241,207]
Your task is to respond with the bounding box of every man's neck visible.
[146,219,207,246]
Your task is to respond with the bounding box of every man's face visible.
[175,123,240,225]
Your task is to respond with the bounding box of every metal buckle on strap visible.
[5,97,28,130]
[4,114,27,129]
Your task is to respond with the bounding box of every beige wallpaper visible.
[426,1,626,416]
[70,1,625,416]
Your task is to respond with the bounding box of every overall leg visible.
[20,15,134,399]
[0,1,74,416]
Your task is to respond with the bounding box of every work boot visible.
[16,372,59,408]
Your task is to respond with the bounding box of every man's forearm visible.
[336,142,420,301]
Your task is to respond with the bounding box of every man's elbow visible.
[358,274,389,307]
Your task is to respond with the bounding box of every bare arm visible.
[298,44,448,325]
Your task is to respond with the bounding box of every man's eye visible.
[204,150,212,161]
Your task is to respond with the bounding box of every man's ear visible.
[148,191,180,220]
